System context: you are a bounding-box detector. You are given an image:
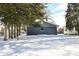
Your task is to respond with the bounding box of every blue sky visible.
[46,3,68,27]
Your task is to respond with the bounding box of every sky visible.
[46,3,68,27]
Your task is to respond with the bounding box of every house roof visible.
[40,21,58,27]
[45,21,58,26]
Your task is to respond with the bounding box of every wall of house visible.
[27,21,58,35]
[27,26,57,35]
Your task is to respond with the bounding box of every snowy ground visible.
[0,34,79,56]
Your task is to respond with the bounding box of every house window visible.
[41,27,44,30]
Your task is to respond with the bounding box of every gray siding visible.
[27,21,57,35]
[27,27,57,35]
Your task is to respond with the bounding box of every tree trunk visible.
[78,31,79,35]
[4,24,9,41]
[23,24,26,31]
[16,26,19,40]
[11,24,14,39]
[14,25,17,38]
[18,25,21,35]
[8,25,11,38]
[25,25,27,35]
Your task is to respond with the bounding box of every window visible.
[41,27,44,30]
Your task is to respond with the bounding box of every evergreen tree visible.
[0,3,46,41]
[66,3,79,34]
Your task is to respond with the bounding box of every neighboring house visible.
[57,27,64,34]
[27,21,58,35]
[64,26,78,35]
[0,24,4,35]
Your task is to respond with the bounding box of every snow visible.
[0,34,79,56]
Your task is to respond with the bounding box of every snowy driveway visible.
[0,34,79,56]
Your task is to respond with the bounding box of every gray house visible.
[27,21,58,35]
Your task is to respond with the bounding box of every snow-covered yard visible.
[0,34,79,56]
